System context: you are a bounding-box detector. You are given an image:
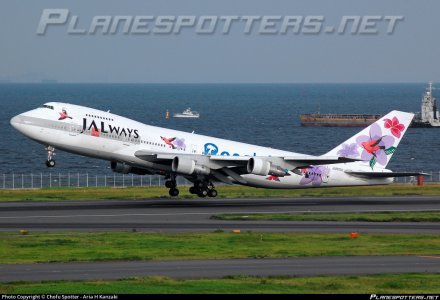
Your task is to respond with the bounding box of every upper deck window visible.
[41,104,54,110]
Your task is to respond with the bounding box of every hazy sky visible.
[1,0,438,83]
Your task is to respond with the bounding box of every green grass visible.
[212,211,440,222]
[0,184,439,202]
[0,232,439,264]
[1,274,439,294]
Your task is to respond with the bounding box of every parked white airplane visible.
[10,102,424,197]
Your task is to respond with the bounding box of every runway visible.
[0,195,440,233]
[1,256,439,282]
[1,196,440,283]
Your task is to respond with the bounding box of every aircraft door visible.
[191,144,197,154]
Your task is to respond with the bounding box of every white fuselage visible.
[10,102,391,189]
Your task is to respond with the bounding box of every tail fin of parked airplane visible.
[325,110,414,170]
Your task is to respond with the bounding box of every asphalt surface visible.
[1,256,439,282]
[0,196,440,233]
[1,196,440,283]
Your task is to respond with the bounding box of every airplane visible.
[10,102,425,197]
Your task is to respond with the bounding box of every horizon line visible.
[0,81,434,85]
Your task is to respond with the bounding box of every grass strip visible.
[0,232,439,264]
[0,184,439,202]
[212,211,440,222]
[1,274,439,294]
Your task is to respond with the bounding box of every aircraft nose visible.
[10,115,22,130]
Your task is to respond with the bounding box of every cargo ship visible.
[300,82,440,128]
[300,113,381,127]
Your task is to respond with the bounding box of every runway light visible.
[232,229,241,233]
[19,229,29,235]
[350,232,359,239]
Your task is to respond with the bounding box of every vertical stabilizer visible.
[325,111,414,169]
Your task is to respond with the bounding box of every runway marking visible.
[1,208,440,220]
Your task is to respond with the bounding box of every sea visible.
[0,83,438,176]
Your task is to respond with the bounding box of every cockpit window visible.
[41,104,54,110]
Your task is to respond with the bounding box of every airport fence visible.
[0,172,438,190]
[0,173,192,190]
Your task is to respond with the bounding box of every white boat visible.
[173,108,200,118]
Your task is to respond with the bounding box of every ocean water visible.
[0,83,438,175]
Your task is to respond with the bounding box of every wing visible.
[135,150,360,167]
[134,150,362,184]
[282,155,360,167]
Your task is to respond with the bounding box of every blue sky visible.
[0,0,438,83]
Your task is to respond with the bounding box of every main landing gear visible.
[165,175,179,197]
[165,176,218,198]
[189,180,218,198]
[45,146,56,168]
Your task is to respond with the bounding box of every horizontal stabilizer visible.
[346,171,430,178]
[284,156,361,166]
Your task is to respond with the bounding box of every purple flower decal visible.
[299,166,330,186]
[173,138,186,150]
[337,143,359,158]
[356,123,395,169]
[160,136,187,150]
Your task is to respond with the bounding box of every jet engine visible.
[110,162,152,175]
[246,158,287,177]
[111,162,132,174]
[171,156,210,175]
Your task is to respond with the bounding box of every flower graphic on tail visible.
[356,123,396,169]
[337,143,359,158]
[384,116,405,138]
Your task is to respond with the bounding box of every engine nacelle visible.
[111,162,153,175]
[130,167,153,175]
[172,156,210,175]
[111,161,132,174]
[247,158,270,176]
[247,158,287,177]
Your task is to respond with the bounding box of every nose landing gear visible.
[45,146,56,168]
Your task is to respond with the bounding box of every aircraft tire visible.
[208,189,218,197]
[165,180,176,189]
[169,188,179,197]
[46,159,55,168]
[197,189,208,197]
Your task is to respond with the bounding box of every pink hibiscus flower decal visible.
[384,116,405,139]
[266,175,280,181]
[356,123,395,169]
[58,109,72,120]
